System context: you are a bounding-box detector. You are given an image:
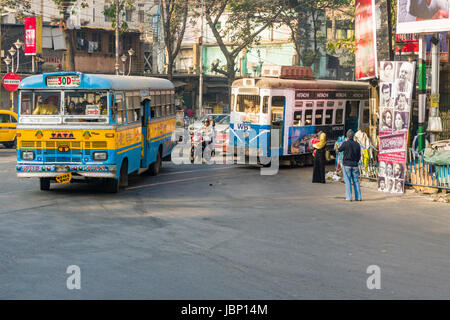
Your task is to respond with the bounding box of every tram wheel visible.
[40,178,51,191]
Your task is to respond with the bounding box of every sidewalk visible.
[326,170,449,204]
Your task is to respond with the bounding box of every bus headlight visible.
[93,151,108,161]
[21,150,35,160]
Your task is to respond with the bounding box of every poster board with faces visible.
[378,61,416,194]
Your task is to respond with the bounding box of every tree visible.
[280,0,351,72]
[197,0,284,88]
[51,0,89,71]
[159,0,189,81]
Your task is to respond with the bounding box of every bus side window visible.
[115,93,125,125]
[335,109,344,124]
[150,106,156,118]
[315,109,323,125]
[126,94,136,123]
[262,96,269,113]
[293,110,302,126]
[305,109,313,125]
[325,109,333,125]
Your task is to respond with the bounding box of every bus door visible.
[271,96,285,153]
[141,99,151,168]
[345,100,359,133]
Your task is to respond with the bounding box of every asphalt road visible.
[0,146,449,299]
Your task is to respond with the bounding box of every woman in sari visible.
[312,132,326,183]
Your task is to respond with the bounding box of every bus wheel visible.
[40,178,51,191]
[149,149,162,176]
[119,160,128,188]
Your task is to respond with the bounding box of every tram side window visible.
[327,101,335,108]
[272,96,285,108]
[305,109,313,125]
[262,96,269,113]
[325,109,333,125]
[315,109,323,125]
[362,108,370,124]
[335,109,344,124]
[293,111,303,126]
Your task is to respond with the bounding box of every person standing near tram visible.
[312,131,327,184]
[338,129,362,201]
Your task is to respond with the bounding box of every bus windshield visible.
[20,91,61,116]
[64,91,108,117]
[20,90,109,122]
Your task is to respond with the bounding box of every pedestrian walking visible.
[338,129,362,201]
[312,131,326,183]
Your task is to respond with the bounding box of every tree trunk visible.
[63,29,75,71]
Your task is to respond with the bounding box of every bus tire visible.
[40,178,50,191]
[119,160,128,188]
[149,149,162,176]
[105,178,119,193]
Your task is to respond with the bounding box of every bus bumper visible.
[16,164,117,179]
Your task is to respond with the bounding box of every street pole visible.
[115,0,120,75]
[428,34,442,143]
[198,0,204,117]
[417,35,426,152]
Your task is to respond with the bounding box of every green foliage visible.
[0,0,31,21]
[102,0,134,32]
[280,0,353,68]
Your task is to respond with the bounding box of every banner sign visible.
[378,61,416,194]
[46,75,81,87]
[426,32,449,63]
[397,0,450,34]
[294,90,370,100]
[396,33,419,55]
[24,17,42,55]
[355,0,378,80]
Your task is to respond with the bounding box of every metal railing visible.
[406,148,450,190]
[358,145,379,180]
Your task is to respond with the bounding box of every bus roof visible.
[232,78,370,91]
[18,72,175,90]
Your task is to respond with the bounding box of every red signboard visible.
[24,17,42,55]
[396,33,419,55]
[355,0,378,80]
[2,73,21,91]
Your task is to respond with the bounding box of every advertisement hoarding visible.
[24,17,42,55]
[397,0,450,34]
[355,0,378,80]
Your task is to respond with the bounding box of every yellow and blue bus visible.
[16,72,176,192]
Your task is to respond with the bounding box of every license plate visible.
[55,172,72,184]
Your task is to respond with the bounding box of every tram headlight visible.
[21,150,35,161]
[93,151,108,161]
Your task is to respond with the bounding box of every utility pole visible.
[115,0,120,75]
[417,35,426,152]
[428,34,442,143]
[198,0,204,117]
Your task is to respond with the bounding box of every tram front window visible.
[236,94,261,123]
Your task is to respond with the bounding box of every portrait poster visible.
[378,61,416,194]
[397,0,450,34]
[355,0,378,80]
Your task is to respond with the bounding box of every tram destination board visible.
[295,90,369,100]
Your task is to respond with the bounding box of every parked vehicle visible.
[0,110,18,148]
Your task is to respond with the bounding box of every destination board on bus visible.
[294,90,369,100]
[46,75,81,87]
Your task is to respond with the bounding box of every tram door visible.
[344,100,359,133]
[271,96,285,153]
